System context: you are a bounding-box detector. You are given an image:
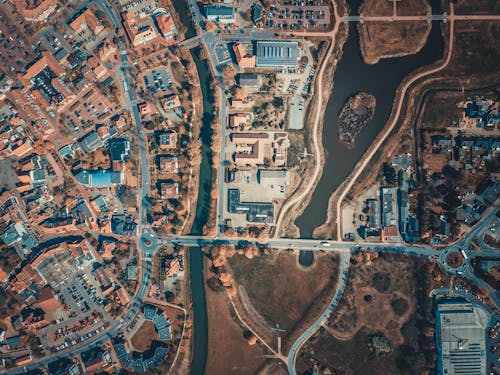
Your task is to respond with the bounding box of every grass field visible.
[358,0,431,64]
[297,327,432,375]
[131,321,157,352]
[205,278,267,375]
[359,22,431,64]
[419,91,462,130]
[228,251,339,345]
[297,254,441,374]
[454,0,500,14]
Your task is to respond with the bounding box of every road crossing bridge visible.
[428,12,447,22]
[343,14,363,23]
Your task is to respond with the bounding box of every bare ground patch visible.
[130,320,158,352]
[205,274,268,375]
[228,251,340,352]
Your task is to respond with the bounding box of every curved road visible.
[334,3,456,239]
[287,252,351,375]
[8,1,500,374]
[274,0,342,236]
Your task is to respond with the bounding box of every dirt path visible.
[274,1,343,237]
[333,4,457,239]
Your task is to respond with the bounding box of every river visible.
[171,1,212,373]
[295,0,445,237]
[187,47,215,375]
[173,0,197,39]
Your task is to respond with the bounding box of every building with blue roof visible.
[89,170,123,187]
[74,169,123,188]
[1,225,21,245]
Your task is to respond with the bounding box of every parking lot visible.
[58,274,105,315]
[39,270,113,352]
[277,59,315,130]
[266,0,331,30]
[142,67,173,94]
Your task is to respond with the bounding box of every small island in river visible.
[338,92,376,146]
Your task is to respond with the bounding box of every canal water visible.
[295,1,445,237]
[172,1,213,373]
[188,47,215,375]
[173,0,197,39]
[172,0,445,370]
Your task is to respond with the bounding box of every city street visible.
[7,1,500,373]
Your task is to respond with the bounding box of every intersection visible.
[8,1,500,374]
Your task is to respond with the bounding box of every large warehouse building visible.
[436,301,489,375]
[255,40,301,68]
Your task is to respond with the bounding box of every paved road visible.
[274,0,342,237]
[9,2,500,373]
[333,3,457,240]
[287,251,351,375]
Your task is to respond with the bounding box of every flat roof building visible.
[381,187,397,227]
[256,41,300,68]
[227,189,274,224]
[258,169,289,187]
[237,73,261,87]
[205,5,235,24]
[366,198,380,229]
[436,301,488,375]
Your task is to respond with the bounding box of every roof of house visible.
[70,8,103,35]
[382,225,398,237]
[79,131,104,153]
[237,73,260,86]
[38,288,63,314]
[161,182,179,198]
[155,12,176,37]
[161,94,181,110]
[108,138,130,162]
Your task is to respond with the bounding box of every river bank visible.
[357,0,431,64]
[293,4,445,238]
[312,14,449,239]
[275,19,350,238]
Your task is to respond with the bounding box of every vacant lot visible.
[359,21,431,64]
[205,275,267,375]
[419,91,462,130]
[358,0,431,64]
[360,0,431,16]
[454,0,500,14]
[327,254,414,345]
[228,251,339,350]
[131,321,157,352]
[297,254,444,374]
[450,22,500,77]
